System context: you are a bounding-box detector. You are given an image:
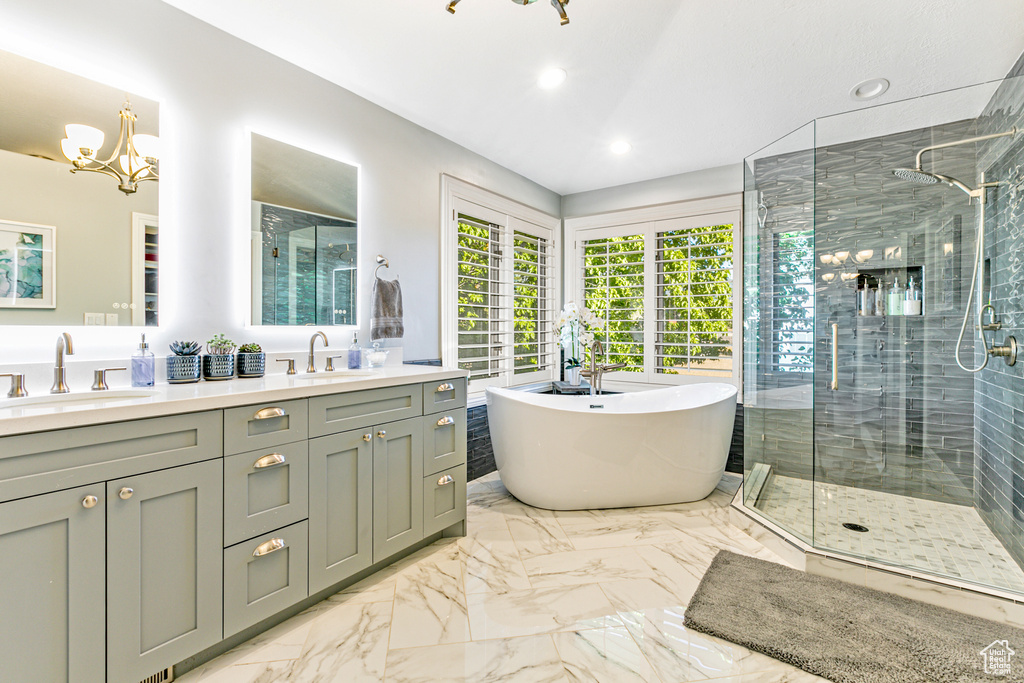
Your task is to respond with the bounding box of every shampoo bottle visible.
[347,332,361,369]
[132,334,155,387]
[888,277,903,316]
[904,276,922,315]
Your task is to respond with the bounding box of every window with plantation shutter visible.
[581,234,645,373]
[443,180,559,396]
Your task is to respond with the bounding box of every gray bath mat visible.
[684,550,1024,682]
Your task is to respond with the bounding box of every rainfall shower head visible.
[891,168,940,185]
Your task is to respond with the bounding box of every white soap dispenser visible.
[904,276,922,315]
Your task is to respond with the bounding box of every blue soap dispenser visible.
[347,332,361,369]
[132,333,155,387]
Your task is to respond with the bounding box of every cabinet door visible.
[308,430,373,593]
[372,417,424,563]
[107,460,223,683]
[0,485,105,683]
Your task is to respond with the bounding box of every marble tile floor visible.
[178,472,826,683]
[756,474,1024,594]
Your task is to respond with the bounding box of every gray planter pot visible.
[237,352,266,378]
[202,354,235,381]
[166,355,201,384]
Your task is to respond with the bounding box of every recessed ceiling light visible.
[610,140,632,155]
[850,78,890,101]
[538,68,567,90]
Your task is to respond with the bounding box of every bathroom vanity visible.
[0,366,467,683]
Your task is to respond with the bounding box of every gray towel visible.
[371,276,404,340]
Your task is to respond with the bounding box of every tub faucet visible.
[308,331,328,373]
[52,332,75,394]
[582,339,626,395]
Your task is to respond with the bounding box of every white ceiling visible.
[160,0,1024,196]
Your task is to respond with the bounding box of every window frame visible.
[441,175,561,400]
[564,195,743,395]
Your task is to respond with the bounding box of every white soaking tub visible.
[486,383,738,510]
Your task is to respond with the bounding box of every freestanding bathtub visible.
[486,383,738,510]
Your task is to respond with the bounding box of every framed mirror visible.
[0,50,159,326]
[250,133,358,326]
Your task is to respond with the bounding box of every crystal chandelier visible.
[60,98,159,196]
[447,0,570,26]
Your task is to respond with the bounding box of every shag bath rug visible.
[684,550,1024,683]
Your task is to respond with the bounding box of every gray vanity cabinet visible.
[106,459,224,683]
[372,416,425,563]
[308,429,373,593]
[0,484,106,683]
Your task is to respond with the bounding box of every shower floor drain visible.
[842,522,869,533]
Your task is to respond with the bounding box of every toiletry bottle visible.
[904,276,922,316]
[888,277,903,316]
[347,332,361,369]
[132,333,155,387]
[857,280,867,317]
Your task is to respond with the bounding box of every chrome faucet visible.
[52,332,75,394]
[581,339,625,396]
[307,331,328,373]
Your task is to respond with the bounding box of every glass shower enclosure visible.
[743,72,1024,596]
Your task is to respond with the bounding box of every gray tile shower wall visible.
[975,60,1024,568]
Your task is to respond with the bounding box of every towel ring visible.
[374,254,395,279]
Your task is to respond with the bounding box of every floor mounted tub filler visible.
[486,383,738,510]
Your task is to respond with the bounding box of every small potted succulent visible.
[237,342,266,378]
[167,340,202,384]
[203,334,236,380]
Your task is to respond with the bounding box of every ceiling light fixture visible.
[610,141,631,155]
[850,78,890,101]
[60,98,159,196]
[447,0,570,26]
[538,68,567,90]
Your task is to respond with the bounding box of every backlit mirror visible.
[250,133,358,326]
[0,50,159,326]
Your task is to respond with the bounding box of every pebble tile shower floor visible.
[756,474,1024,594]
[177,472,827,682]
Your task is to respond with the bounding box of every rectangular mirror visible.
[0,50,159,326]
[251,133,358,326]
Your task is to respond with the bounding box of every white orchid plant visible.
[558,301,598,370]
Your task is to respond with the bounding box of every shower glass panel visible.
[744,73,1024,596]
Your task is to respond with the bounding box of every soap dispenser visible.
[132,333,155,387]
[888,277,903,317]
[347,332,361,369]
[904,276,922,316]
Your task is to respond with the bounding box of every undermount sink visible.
[0,388,160,410]
[293,369,380,381]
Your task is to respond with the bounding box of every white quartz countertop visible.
[0,365,467,437]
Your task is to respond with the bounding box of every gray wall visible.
[0,0,559,363]
[0,149,157,326]
[975,52,1024,567]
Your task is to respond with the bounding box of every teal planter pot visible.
[166,355,201,384]
[202,354,235,381]
[237,352,266,378]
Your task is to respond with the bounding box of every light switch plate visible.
[105,313,119,326]
[84,312,105,325]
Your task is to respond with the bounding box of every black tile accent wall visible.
[468,401,745,483]
[975,64,1024,568]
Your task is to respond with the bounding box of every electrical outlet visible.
[106,313,119,326]
[84,312,105,325]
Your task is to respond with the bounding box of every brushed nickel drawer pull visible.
[252,538,287,558]
[436,415,455,427]
[437,474,455,486]
[436,383,454,393]
[82,495,99,509]
[253,406,286,420]
[363,433,372,442]
[253,453,286,469]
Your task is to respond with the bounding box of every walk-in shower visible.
[743,71,1024,597]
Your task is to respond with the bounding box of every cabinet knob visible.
[377,430,386,439]
[82,495,99,509]
[436,415,455,427]
[118,487,134,500]
[436,383,454,393]
[363,433,372,442]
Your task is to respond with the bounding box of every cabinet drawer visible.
[423,378,467,415]
[224,521,309,638]
[423,464,467,537]
[224,399,308,455]
[0,412,222,504]
[422,408,467,476]
[309,385,422,438]
[224,441,309,546]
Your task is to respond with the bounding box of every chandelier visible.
[447,0,570,26]
[60,98,159,196]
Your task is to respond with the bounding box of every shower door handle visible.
[830,323,839,391]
